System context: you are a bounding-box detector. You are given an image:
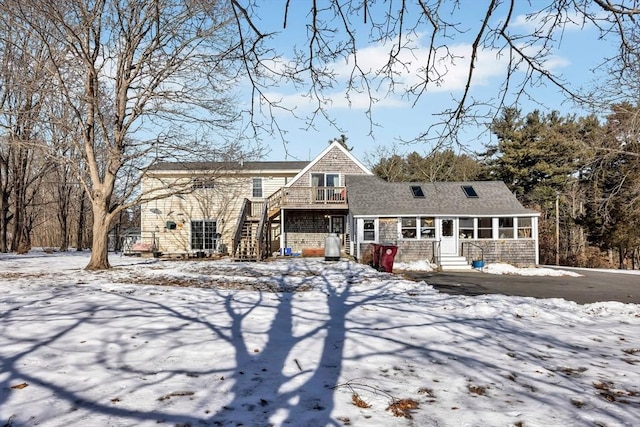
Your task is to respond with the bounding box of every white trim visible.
[353,213,540,219]
[286,141,373,187]
[280,210,286,252]
[439,217,458,255]
[251,177,263,198]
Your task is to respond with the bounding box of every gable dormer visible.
[286,141,372,188]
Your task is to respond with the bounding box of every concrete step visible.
[439,255,473,271]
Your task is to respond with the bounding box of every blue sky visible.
[240,2,612,165]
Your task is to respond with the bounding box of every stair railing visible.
[232,198,251,258]
[256,202,268,260]
[462,241,484,264]
[431,240,441,265]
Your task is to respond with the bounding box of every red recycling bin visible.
[379,245,398,273]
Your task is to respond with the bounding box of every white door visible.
[440,218,458,255]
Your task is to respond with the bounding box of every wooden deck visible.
[268,186,347,215]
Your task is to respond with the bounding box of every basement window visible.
[410,185,425,198]
[461,185,478,198]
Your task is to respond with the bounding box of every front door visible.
[329,215,345,245]
[440,218,458,255]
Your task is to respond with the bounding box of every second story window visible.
[252,178,263,198]
[312,173,340,201]
[311,173,340,187]
[191,177,215,189]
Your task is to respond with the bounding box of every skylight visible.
[411,185,425,198]
[462,185,478,198]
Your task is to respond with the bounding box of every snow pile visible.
[392,259,435,272]
[483,262,583,277]
[0,252,638,427]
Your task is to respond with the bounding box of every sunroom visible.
[345,176,540,268]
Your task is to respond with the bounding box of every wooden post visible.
[556,192,560,265]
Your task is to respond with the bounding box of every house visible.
[345,176,540,268]
[139,142,372,259]
[271,142,373,256]
[139,142,540,268]
[140,160,308,257]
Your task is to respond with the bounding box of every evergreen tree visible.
[579,103,640,268]
[485,108,584,208]
[328,134,352,151]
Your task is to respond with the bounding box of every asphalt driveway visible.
[402,267,640,305]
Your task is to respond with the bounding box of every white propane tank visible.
[324,233,341,261]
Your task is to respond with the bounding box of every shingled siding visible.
[378,218,398,243]
[358,216,537,266]
[290,145,368,187]
[283,211,330,253]
[359,239,537,266]
[461,239,537,267]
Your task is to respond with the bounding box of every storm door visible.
[440,218,458,255]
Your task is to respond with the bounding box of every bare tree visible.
[232,1,640,146]
[0,8,56,253]
[2,0,257,269]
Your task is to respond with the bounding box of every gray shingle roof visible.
[345,175,537,216]
[148,161,309,172]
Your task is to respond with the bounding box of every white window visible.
[518,217,533,238]
[498,217,514,238]
[252,178,263,198]
[362,219,376,241]
[477,218,493,239]
[459,217,474,239]
[400,217,417,239]
[420,217,436,238]
[311,173,340,187]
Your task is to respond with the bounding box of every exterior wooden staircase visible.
[235,219,259,261]
[232,199,269,261]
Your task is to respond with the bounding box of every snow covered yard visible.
[1,252,639,427]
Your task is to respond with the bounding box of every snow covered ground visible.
[1,251,639,427]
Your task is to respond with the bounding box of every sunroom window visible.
[459,217,474,239]
[498,218,514,238]
[420,217,436,238]
[518,217,533,238]
[477,218,493,239]
[401,217,417,238]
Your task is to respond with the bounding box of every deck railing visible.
[267,186,346,210]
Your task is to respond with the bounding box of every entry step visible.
[439,255,473,271]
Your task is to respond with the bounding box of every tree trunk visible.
[76,190,86,251]
[85,200,110,270]
[0,190,8,253]
[59,208,69,251]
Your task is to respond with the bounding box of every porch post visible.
[280,209,286,254]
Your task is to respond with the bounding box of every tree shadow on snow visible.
[0,259,637,426]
